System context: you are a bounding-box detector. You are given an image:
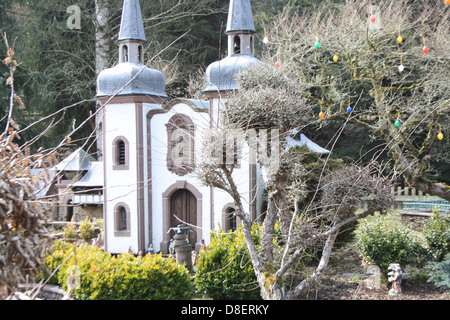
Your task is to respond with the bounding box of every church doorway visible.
[170,189,197,247]
[161,181,203,253]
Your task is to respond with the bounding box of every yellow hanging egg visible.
[437,132,444,140]
[333,55,339,62]
[397,36,403,44]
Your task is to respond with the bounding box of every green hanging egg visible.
[315,41,320,49]
[395,119,401,128]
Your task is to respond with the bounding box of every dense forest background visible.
[1,0,448,183]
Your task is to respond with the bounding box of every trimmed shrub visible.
[38,241,193,300]
[195,226,261,300]
[355,215,425,274]
[421,209,450,262]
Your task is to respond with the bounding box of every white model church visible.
[57,0,329,255]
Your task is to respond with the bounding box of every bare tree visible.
[0,32,52,292]
[197,64,394,300]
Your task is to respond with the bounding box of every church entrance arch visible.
[161,181,202,253]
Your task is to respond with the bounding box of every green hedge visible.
[355,215,425,274]
[195,226,261,300]
[38,241,193,300]
[422,210,450,262]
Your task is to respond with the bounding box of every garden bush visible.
[38,240,193,300]
[355,215,425,274]
[426,253,450,293]
[195,226,261,300]
[421,209,450,262]
[78,217,96,243]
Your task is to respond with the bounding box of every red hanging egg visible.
[275,61,280,68]
[370,15,376,23]
[422,46,429,54]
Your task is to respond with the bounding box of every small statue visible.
[169,239,175,255]
[191,250,198,266]
[388,263,403,295]
[137,251,143,259]
[167,224,193,236]
[147,244,154,254]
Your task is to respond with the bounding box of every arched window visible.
[118,207,127,230]
[233,36,241,54]
[222,204,239,232]
[113,136,129,170]
[118,140,126,165]
[123,45,128,62]
[114,203,130,236]
[138,45,143,63]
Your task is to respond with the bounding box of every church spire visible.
[118,0,146,64]
[225,0,255,56]
[226,0,256,34]
[118,0,146,42]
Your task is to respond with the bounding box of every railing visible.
[71,193,103,205]
[362,186,449,212]
[390,186,443,201]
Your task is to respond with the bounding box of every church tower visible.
[203,0,262,97]
[96,0,168,254]
[203,0,263,221]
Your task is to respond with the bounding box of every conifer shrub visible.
[426,253,450,293]
[195,226,261,300]
[38,240,193,300]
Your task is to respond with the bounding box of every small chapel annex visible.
[53,0,329,255]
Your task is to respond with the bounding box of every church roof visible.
[97,62,167,98]
[55,148,96,172]
[118,0,146,42]
[226,0,255,33]
[96,0,167,99]
[71,161,104,188]
[203,54,263,93]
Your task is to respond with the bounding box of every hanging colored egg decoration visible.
[263,36,269,44]
[333,55,339,62]
[398,64,404,73]
[275,61,280,68]
[395,119,401,127]
[319,111,325,119]
[422,46,429,54]
[315,41,320,49]
[438,132,444,140]
[347,106,352,113]
[446,0,450,5]
[370,15,376,23]
[397,36,403,44]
